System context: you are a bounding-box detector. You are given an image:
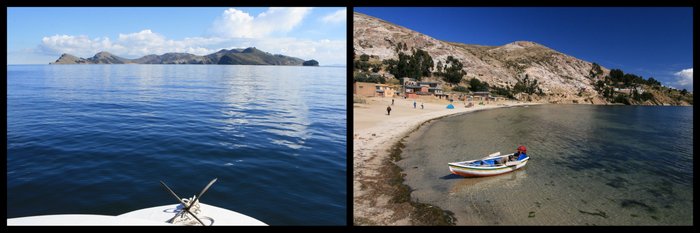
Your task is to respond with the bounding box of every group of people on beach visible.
[387,98,423,115]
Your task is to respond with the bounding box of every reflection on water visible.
[448,169,528,195]
[217,66,311,150]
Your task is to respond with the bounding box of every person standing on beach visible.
[413,100,417,109]
[392,98,394,105]
[387,105,392,115]
[421,102,424,109]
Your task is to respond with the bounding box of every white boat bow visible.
[7,202,267,226]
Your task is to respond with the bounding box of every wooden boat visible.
[448,152,529,177]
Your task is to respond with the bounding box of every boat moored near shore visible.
[448,152,530,177]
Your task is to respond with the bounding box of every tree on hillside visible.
[613,94,630,105]
[468,78,489,92]
[360,54,370,62]
[412,49,434,78]
[595,80,605,91]
[354,72,386,84]
[383,59,398,77]
[442,56,466,84]
[452,85,469,92]
[513,75,542,95]
[647,77,661,86]
[632,89,641,101]
[396,52,412,79]
[609,69,624,84]
[383,50,434,81]
[370,63,381,73]
[589,62,603,77]
[640,92,654,101]
[354,59,370,72]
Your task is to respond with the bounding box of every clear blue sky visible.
[355,7,693,90]
[8,7,347,66]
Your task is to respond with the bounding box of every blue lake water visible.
[7,64,346,225]
[398,105,692,225]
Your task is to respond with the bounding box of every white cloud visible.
[211,7,312,38]
[673,68,693,91]
[321,9,346,24]
[40,35,112,56]
[248,38,346,65]
[41,30,226,58]
[35,8,346,65]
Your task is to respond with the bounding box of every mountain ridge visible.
[50,47,318,66]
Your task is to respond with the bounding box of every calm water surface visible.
[7,64,346,225]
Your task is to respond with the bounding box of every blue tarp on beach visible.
[446,104,455,109]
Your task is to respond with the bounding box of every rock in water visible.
[303,60,319,66]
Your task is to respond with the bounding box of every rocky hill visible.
[354,12,690,105]
[50,47,315,66]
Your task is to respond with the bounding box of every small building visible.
[471,91,491,101]
[402,78,445,98]
[354,82,395,97]
[614,88,632,94]
[375,84,397,98]
[418,82,443,96]
[472,91,490,97]
[403,78,426,98]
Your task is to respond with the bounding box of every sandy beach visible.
[353,96,540,225]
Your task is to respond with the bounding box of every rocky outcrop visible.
[50,47,311,66]
[303,60,319,66]
[86,52,133,64]
[51,54,88,64]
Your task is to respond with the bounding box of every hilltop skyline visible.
[355,7,692,91]
[8,7,347,66]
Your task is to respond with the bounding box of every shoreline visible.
[353,96,540,225]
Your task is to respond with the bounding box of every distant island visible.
[50,47,319,66]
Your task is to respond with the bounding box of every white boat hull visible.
[8,203,267,226]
